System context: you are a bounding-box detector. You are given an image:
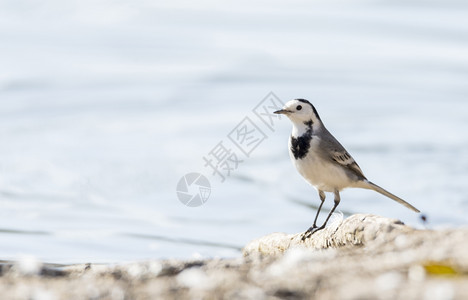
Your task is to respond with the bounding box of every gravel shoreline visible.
[2,214,467,299]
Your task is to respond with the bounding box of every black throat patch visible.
[290,120,313,160]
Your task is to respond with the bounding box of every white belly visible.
[289,137,352,192]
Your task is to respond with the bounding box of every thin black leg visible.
[303,190,341,240]
[312,190,326,228]
[319,190,341,229]
[302,190,326,241]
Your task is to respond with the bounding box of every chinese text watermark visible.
[176,92,284,207]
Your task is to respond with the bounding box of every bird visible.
[274,99,420,239]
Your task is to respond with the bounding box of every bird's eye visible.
[296,105,302,111]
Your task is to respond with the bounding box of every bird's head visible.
[274,99,322,125]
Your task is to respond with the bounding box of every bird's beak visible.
[274,109,290,115]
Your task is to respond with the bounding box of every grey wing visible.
[319,129,367,180]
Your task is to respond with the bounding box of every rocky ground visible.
[1,214,467,300]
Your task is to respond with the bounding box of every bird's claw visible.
[301,225,324,241]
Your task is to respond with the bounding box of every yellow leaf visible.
[423,262,459,276]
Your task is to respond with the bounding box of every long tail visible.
[359,180,420,213]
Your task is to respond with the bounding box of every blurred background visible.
[0,0,467,263]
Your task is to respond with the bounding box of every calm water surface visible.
[0,0,467,263]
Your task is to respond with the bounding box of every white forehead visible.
[284,99,311,109]
[285,99,299,106]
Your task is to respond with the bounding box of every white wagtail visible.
[274,99,420,239]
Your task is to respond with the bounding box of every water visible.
[1,0,468,264]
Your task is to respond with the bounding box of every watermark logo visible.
[228,117,267,157]
[203,141,243,182]
[177,92,284,207]
[176,172,211,207]
[253,92,284,131]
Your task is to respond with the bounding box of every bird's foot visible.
[301,225,324,241]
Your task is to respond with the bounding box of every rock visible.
[242,214,413,256]
[1,214,468,299]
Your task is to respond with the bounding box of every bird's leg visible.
[306,191,325,231]
[312,190,326,228]
[302,190,325,240]
[319,190,341,229]
[303,190,341,240]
